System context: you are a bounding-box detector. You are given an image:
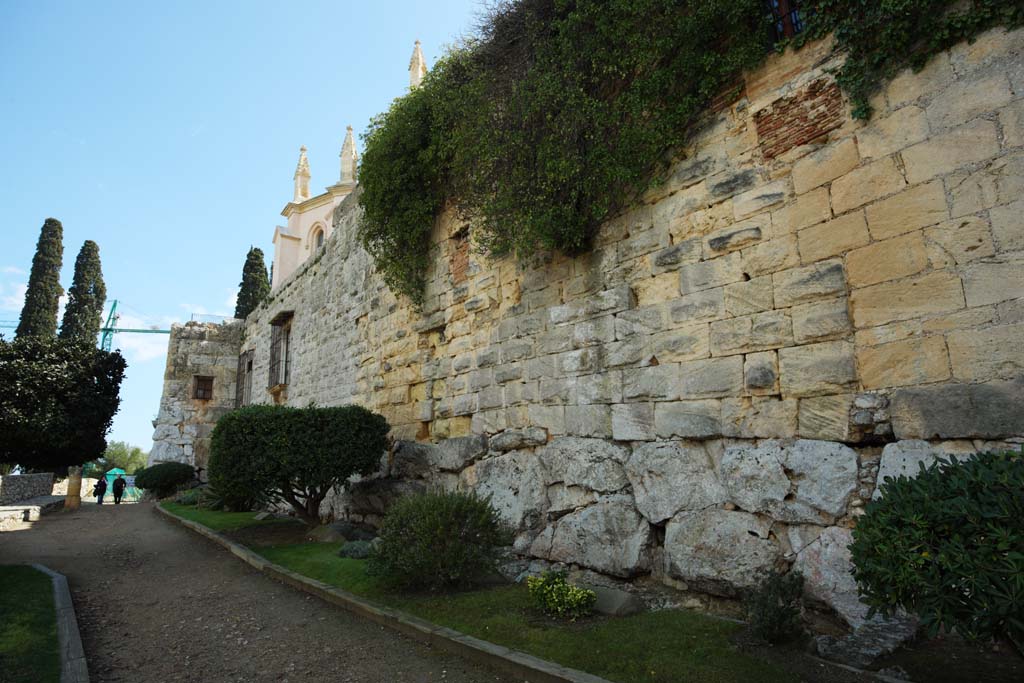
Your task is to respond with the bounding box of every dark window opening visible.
[766,0,805,42]
[269,311,295,388]
[194,376,214,401]
[315,230,325,250]
[235,350,254,408]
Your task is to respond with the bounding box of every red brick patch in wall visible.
[754,78,844,159]
[449,229,471,284]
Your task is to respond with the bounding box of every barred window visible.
[235,350,254,408]
[767,0,805,42]
[268,311,294,388]
[193,376,214,401]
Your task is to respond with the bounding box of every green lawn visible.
[0,565,59,683]
[160,502,298,531]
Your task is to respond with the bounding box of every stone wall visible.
[161,28,1024,626]
[0,473,54,504]
[149,321,243,473]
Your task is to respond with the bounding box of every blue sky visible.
[0,0,480,450]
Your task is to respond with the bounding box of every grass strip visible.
[161,502,297,532]
[0,565,59,683]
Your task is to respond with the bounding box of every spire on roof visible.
[339,125,358,184]
[293,145,310,203]
[409,40,427,89]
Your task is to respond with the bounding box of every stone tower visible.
[339,125,358,185]
[292,145,311,203]
[409,40,427,89]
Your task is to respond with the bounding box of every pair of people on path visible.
[93,475,127,505]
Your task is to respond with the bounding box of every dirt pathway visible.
[0,503,514,683]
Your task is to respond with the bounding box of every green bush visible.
[338,540,374,559]
[174,488,202,506]
[209,404,390,523]
[527,570,597,621]
[367,490,510,591]
[744,571,805,644]
[851,451,1024,651]
[134,462,195,498]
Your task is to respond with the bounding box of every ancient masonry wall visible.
[0,473,54,505]
[149,321,243,473]
[168,29,1024,626]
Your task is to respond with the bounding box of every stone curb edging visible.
[154,504,611,683]
[32,564,89,683]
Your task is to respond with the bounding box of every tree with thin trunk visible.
[234,247,270,319]
[60,240,106,344]
[16,218,64,338]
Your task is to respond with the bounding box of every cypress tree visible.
[16,218,64,338]
[234,247,270,319]
[60,240,107,344]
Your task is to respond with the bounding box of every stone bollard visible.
[64,466,82,511]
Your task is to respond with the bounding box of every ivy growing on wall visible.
[359,0,1023,305]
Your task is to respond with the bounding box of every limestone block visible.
[850,271,965,328]
[653,182,707,228]
[925,216,996,267]
[539,378,572,404]
[947,323,1024,382]
[558,347,602,375]
[744,351,779,395]
[528,404,566,436]
[925,73,1013,131]
[962,256,1024,307]
[890,379,1024,439]
[734,179,790,220]
[650,239,702,274]
[537,330,573,355]
[532,495,651,578]
[885,52,954,109]
[615,305,664,340]
[664,509,781,595]
[791,297,851,344]
[451,393,478,417]
[990,198,1024,253]
[793,527,870,628]
[653,400,722,439]
[830,157,907,215]
[902,119,1001,185]
[573,315,616,348]
[494,362,523,384]
[634,272,681,307]
[604,338,651,368]
[707,169,759,202]
[539,437,629,493]
[612,403,655,441]
[721,397,798,438]
[670,201,734,243]
[617,228,668,263]
[741,235,800,278]
[798,394,854,441]
[798,211,870,264]
[679,356,744,399]
[478,385,504,411]
[490,427,548,452]
[576,372,623,405]
[710,310,793,356]
[625,442,727,523]
[847,232,930,289]
[856,106,930,159]
[792,138,860,195]
[724,276,774,316]
[873,440,945,499]
[858,336,951,390]
[718,441,789,514]
[772,188,832,235]
[679,253,744,295]
[565,405,612,438]
[462,449,546,531]
[779,341,856,398]
[650,323,710,363]
[865,181,948,241]
[949,153,1024,220]
[773,259,846,308]
[669,288,726,324]
[702,218,767,257]
[623,364,681,401]
[1001,99,1024,149]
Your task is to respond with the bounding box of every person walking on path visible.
[112,474,127,504]
[93,477,107,505]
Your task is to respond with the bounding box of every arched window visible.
[315,229,325,250]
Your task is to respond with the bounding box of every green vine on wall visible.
[359,0,1023,305]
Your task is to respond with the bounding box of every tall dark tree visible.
[234,247,270,319]
[16,218,64,338]
[60,240,106,344]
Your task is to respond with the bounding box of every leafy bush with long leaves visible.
[135,462,196,498]
[850,451,1024,653]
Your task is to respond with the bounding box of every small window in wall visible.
[766,0,805,42]
[194,376,214,400]
[235,350,254,408]
[269,311,295,389]
[315,229,325,250]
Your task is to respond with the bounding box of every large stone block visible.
[793,527,870,628]
[565,405,613,438]
[653,400,722,439]
[792,138,860,195]
[460,449,547,531]
[865,181,948,241]
[779,341,857,398]
[669,288,726,324]
[744,350,779,395]
[949,153,1024,220]
[830,157,907,215]
[623,364,681,401]
[990,198,1024,254]
[774,260,846,308]
[923,216,995,266]
[850,271,965,328]
[798,394,854,441]
[946,323,1024,382]
[902,119,1001,184]
[846,231,930,288]
[531,495,651,578]
[724,276,774,316]
[925,73,1013,131]
[612,403,655,441]
[664,509,782,595]
[741,234,800,279]
[733,179,790,219]
[873,440,946,499]
[798,211,870,264]
[961,257,1024,307]
[679,253,744,294]
[625,441,726,523]
[856,105,930,159]
[539,437,630,493]
[857,336,951,389]
[890,379,1024,439]
[720,397,798,438]
[703,218,767,257]
[650,323,710,363]
[710,310,793,356]
[678,356,744,399]
[772,188,832,235]
[791,297,851,344]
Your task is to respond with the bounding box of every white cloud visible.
[224,289,237,312]
[1,266,25,275]
[109,312,171,363]
[0,282,27,311]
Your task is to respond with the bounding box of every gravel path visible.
[0,502,515,683]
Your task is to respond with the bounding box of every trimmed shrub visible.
[368,491,510,591]
[174,488,202,506]
[851,451,1024,651]
[744,571,805,644]
[527,570,597,621]
[209,404,390,522]
[338,540,373,559]
[134,462,195,498]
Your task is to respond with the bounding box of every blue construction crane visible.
[0,300,171,348]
